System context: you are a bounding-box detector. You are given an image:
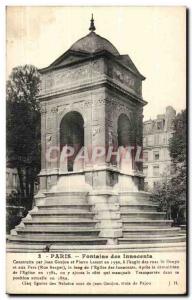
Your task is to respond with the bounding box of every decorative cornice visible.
[38,77,147,106]
[39,51,145,80]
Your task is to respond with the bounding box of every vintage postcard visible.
[6,6,187,295]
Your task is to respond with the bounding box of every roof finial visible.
[89,14,96,32]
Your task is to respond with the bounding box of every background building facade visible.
[143,106,176,190]
[6,166,19,196]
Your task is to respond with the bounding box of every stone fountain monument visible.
[7,16,185,252]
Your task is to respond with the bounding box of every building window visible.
[143,137,147,146]
[143,151,148,162]
[153,181,160,189]
[148,136,153,146]
[143,166,148,176]
[157,121,163,130]
[144,182,148,191]
[154,134,159,145]
[162,135,166,144]
[153,165,159,176]
[153,151,160,161]
[12,174,17,188]
[6,172,9,186]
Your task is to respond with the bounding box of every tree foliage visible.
[6,65,41,208]
[169,110,186,164]
[151,110,186,225]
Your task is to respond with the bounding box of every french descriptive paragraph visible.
[7,252,186,294]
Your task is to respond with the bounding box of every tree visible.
[151,109,186,225]
[168,110,186,224]
[169,110,186,164]
[6,65,41,209]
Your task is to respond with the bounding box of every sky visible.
[6,6,186,120]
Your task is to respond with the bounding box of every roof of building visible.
[69,31,120,56]
[39,15,145,81]
[143,106,176,135]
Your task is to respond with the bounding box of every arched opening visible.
[60,111,84,172]
[118,114,132,147]
[117,114,133,171]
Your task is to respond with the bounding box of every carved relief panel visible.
[40,59,105,95]
[107,62,142,97]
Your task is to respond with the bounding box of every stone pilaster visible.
[46,106,59,188]
[40,105,47,171]
[39,105,47,191]
[50,106,59,171]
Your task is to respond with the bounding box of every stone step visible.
[15,233,99,239]
[118,235,186,244]
[17,228,100,237]
[122,220,173,227]
[180,225,186,232]
[8,235,107,245]
[119,192,152,201]
[122,225,176,229]
[43,192,88,205]
[45,191,88,197]
[120,191,151,197]
[120,199,158,205]
[37,204,92,211]
[42,200,88,206]
[121,211,166,220]
[120,204,158,212]
[18,225,98,231]
[17,227,100,232]
[44,200,89,206]
[23,219,98,227]
[30,210,95,216]
[28,213,95,221]
[6,241,186,253]
[123,233,185,238]
[122,227,181,237]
